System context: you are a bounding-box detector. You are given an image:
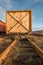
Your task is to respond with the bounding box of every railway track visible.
[0,34,14,54]
[25,34,43,58]
[0,40,16,65]
[0,34,43,65]
[0,35,43,65]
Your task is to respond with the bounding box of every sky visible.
[0,0,43,31]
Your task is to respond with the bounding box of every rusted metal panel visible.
[0,20,6,32]
[6,10,32,34]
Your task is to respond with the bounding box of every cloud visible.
[0,6,5,22]
[0,7,2,14]
[4,0,13,9]
[0,0,13,10]
[0,0,13,21]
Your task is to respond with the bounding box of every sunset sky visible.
[0,0,43,31]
